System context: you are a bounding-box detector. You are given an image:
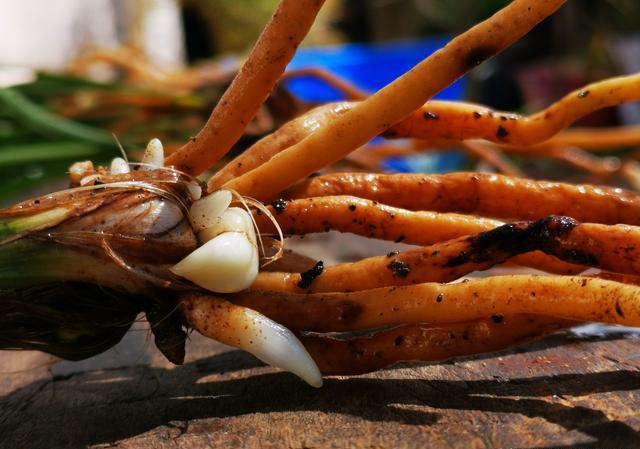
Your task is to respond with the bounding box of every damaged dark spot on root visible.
[562,249,598,266]
[394,335,405,346]
[578,90,590,98]
[496,125,509,139]
[423,111,439,120]
[271,198,287,214]
[491,314,504,324]
[337,300,364,324]
[388,260,411,278]
[445,215,580,267]
[461,45,497,71]
[615,300,625,318]
[297,261,324,289]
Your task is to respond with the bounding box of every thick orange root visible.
[303,315,572,375]
[224,0,567,199]
[231,275,640,332]
[285,172,640,225]
[165,0,325,175]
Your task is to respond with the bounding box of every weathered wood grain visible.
[2,325,640,449]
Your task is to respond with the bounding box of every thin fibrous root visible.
[231,275,640,332]
[258,239,318,273]
[284,172,640,225]
[512,124,640,152]
[621,160,640,192]
[460,140,523,176]
[165,0,326,175]
[531,144,620,176]
[301,315,574,375]
[281,67,367,100]
[223,0,567,199]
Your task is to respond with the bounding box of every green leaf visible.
[0,141,103,167]
[0,239,84,287]
[0,88,114,145]
[0,207,70,241]
[16,72,121,99]
[0,160,99,206]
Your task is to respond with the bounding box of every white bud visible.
[187,181,202,201]
[110,157,130,174]
[80,174,101,186]
[69,160,94,185]
[171,231,258,293]
[199,207,256,244]
[141,138,164,168]
[189,190,232,231]
[241,308,323,388]
[181,295,323,388]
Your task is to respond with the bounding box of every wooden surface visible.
[2,325,640,449]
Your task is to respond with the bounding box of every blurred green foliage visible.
[0,73,211,202]
[0,75,116,201]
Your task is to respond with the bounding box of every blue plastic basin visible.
[285,37,465,102]
[284,37,468,173]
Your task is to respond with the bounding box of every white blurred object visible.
[0,0,184,72]
[0,66,37,88]
[139,0,185,69]
[0,0,117,71]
